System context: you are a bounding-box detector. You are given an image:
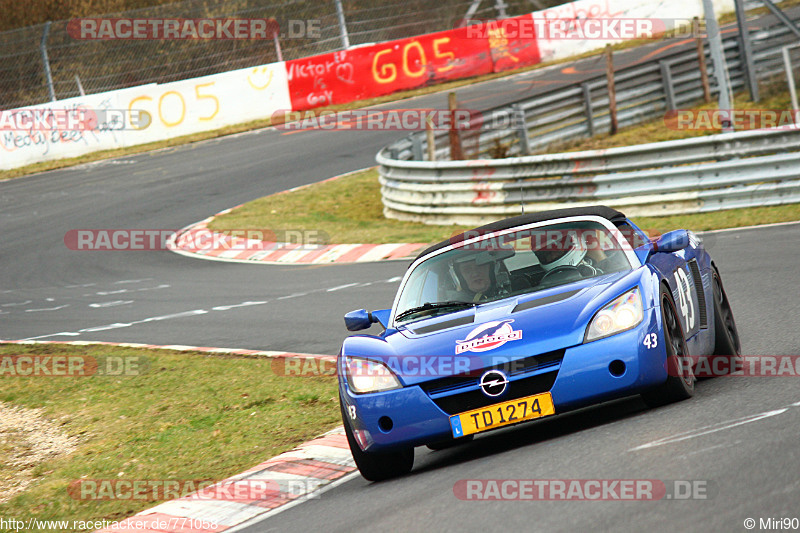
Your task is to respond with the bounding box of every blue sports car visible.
[339,206,740,481]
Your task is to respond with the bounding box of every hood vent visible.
[512,288,581,313]
[410,314,475,335]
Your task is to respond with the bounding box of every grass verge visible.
[208,168,464,244]
[0,343,339,531]
[210,75,800,246]
[208,165,800,247]
[543,85,795,154]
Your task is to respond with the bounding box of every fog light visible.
[609,360,626,377]
[378,416,394,432]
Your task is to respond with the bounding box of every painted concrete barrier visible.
[0,62,290,170]
[0,0,739,171]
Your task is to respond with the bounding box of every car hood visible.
[342,269,650,386]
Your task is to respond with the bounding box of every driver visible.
[458,258,493,298]
[532,233,589,272]
[449,252,506,302]
[531,229,622,276]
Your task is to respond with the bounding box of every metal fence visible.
[385,18,800,163]
[377,14,800,224]
[0,0,549,111]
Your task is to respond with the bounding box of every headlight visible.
[344,356,402,394]
[585,287,643,342]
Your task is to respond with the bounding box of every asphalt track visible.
[2,12,799,532]
[236,221,800,533]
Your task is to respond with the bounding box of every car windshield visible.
[394,220,633,324]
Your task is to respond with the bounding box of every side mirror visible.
[344,309,392,331]
[653,230,690,253]
[344,309,373,331]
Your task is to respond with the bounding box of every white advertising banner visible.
[0,61,290,170]
[533,0,736,62]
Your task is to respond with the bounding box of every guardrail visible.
[378,16,800,224]
[379,127,800,224]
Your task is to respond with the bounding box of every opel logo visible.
[479,370,509,397]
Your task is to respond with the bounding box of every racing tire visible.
[712,266,741,359]
[426,434,474,451]
[641,286,695,407]
[340,400,414,482]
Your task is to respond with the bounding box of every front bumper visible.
[340,306,667,453]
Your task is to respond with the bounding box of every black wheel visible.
[340,399,413,481]
[712,266,741,358]
[426,434,474,451]
[641,286,695,407]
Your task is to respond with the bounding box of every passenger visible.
[531,229,625,276]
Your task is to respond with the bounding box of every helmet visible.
[447,249,514,293]
[532,236,587,271]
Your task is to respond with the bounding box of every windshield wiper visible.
[395,301,476,322]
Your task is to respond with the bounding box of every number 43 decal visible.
[643,333,658,349]
[674,268,695,332]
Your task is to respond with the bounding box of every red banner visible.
[286,15,540,111]
[484,14,542,72]
[287,26,496,111]
[286,19,540,111]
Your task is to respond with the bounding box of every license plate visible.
[449,393,555,438]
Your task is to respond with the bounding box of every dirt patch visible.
[0,403,78,503]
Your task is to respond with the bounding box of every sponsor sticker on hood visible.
[455,319,522,354]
